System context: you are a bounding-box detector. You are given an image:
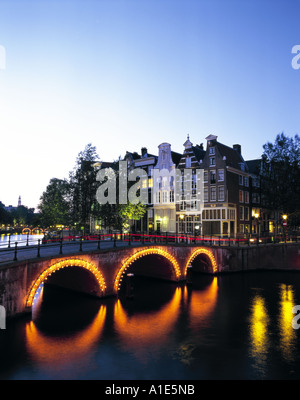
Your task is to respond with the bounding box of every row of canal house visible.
[122,134,272,238]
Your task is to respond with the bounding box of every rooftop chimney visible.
[233,144,241,154]
[141,147,148,157]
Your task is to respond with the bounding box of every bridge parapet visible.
[0,241,299,318]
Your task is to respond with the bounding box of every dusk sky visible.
[0,0,300,209]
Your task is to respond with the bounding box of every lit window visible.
[245,191,249,203]
[239,190,244,203]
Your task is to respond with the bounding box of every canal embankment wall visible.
[216,243,300,273]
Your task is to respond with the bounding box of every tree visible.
[69,143,99,234]
[261,133,300,215]
[0,203,12,225]
[118,201,147,232]
[38,178,70,228]
[10,205,35,226]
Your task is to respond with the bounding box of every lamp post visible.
[282,214,288,242]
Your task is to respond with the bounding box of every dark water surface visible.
[1,271,300,380]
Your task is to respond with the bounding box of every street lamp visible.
[282,214,288,241]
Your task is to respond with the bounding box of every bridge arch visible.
[26,258,106,308]
[22,228,31,235]
[114,247,181,293]
[32,227,44,234]
[184,248,218,275]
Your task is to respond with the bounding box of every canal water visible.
[1,270,300,380]
[0,234,44,248]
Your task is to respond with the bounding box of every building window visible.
[209,147,215,155]
[252,193,260,203]
[162,176,168,188]
[156,192,160,203]
[244,176,249,187]
[244,207,249,221]
[162,191,168,203]
[228,209,235,220]
[245,224,250,234]
[218,185,225,202]
[190,200,197,210]
[180,201,186,210]
[240,206,244,220]
[239,190,244,203]
[239,175,243,185]
[203,171,208,182]
[222,209,226,219]
[240,224,244,233]
[179,221,185,233]
[170,190,174,202]
[192,173,197,189]
[218,169,224,181]
[252,176,260,188]
[210,170,216,184]
[204,187,208,202]
[186,157,191,168]
[211,187,216,201]
[210,157,215,166]
[244,191,249,203]
[186,216,193,233]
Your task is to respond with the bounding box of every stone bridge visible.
[0,242,299,318]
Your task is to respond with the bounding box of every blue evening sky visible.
[0,0,299,209]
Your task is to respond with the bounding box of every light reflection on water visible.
[1,271,300,379]
[278,284,297,362]
[0,234,44,248]
[249,293,270,374]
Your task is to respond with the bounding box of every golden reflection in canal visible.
[278,284,297,362]
[25,305,106,366]
[184,277,218,330]
[114,287,182,361]
[249,294,269,372]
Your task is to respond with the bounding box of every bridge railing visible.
[0,231,299,263]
